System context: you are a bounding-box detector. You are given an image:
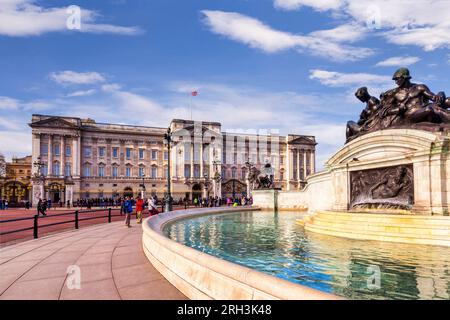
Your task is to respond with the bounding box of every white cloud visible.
[274,0,450,51]
[309,23,366,43]
[101,83,122,92]
[375,56,421,67]
[309,69,390,87]
[0,96,19,110]
[50,71,106,85]
[201,10,373,61]
[274,0,343,11]
[67,89,97,97]
[0,0,142,37]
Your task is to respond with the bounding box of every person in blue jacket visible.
[124,196,133,227]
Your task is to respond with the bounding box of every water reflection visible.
[164,211,450,300]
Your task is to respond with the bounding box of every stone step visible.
[301,211,450,247]
[315,211,450,226]
[304,223,450,247]
[308,216,450,238]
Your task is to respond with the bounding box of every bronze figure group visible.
[346,68,450,142]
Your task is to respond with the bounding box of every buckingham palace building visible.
[29,114,316,205]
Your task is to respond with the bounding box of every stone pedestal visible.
[252,189,280,210]
[32,179,44,207]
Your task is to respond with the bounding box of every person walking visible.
[136,195,144,224]
[41,199,47,216]
[148,196,158,216]
[124,196,133,227]
[5,200,8,210]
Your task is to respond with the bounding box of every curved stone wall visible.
[142,207,341,300]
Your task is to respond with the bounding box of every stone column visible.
[296,149,301,182]
[31,133,41,176]
[171,144,175,178]
[303,151,308,179]
[285,142,291,191]
[190,143,194,178]
[65,185,73,205]
[73,136,79,177]
[47,134,53,175]
[60,135,65,177]
[200,143,204,178]
[311,150,316,174]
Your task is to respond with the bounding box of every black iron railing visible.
[0,208,122,239]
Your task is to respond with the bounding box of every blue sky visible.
[0,0,449,168]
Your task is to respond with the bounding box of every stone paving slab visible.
[0,220,186,300]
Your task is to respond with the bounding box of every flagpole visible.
[190,93,192,121]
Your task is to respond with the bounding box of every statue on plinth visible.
[346,68,450,143]
[247,162,274,190]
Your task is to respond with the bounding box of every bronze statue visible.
[346,87,381,141]
[248,163,274,189]
[346,68,450,142]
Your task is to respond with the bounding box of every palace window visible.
[126,148,132,159]
[241,168,246,179]
[42,164,48,176]
[53,162,60,176]
[194,165,200,178]
[163,166,168,179]
[151,150,158,160]
[221,168,227,179]
[54,144,60,156]
[65,164,71,177]
[164,151,169,161]
[139,166,145,177]
[66,146,71,156]
[98,147,105,157]
[83,164,91,177]
[231,167,237,179]
[84,147,91,157]
[41,144,48,155]
[112,147,119,158]
[184,144,191,162]
[184,165,191,178]
[139,148,145,160]
[125,166,131,178]
[112,166,118,178]
[151,166,158,179]
[98,165,105,177]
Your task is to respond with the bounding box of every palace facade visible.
[29,115,316,205]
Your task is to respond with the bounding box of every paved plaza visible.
[0,220,186,300]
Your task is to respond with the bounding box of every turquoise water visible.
[164,210,450,300]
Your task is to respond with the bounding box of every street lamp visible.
[33,155,45,177]
[163,127,173,212]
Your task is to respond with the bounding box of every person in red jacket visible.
[136,195,144,224]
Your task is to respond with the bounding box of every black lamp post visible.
[163,128,173,212]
